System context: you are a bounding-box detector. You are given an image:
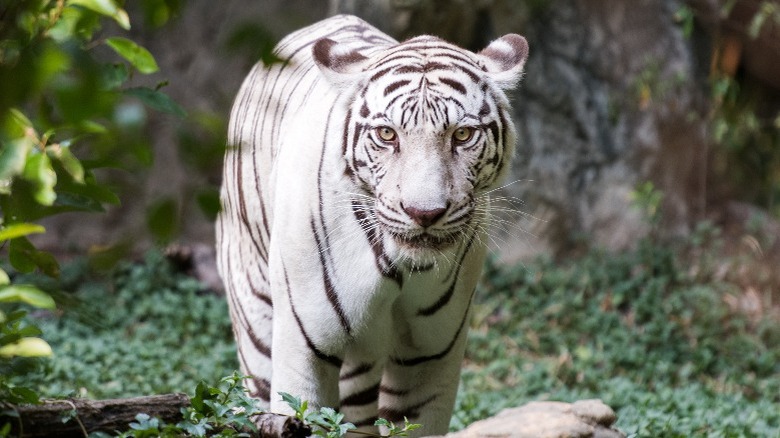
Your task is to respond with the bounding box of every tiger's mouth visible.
[388,230,460,250]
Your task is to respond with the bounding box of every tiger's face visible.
[314,35,528,265]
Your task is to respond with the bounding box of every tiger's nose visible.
[402,203,448,228]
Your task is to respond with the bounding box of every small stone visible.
[434,399,625,438]
[571,399,618,427]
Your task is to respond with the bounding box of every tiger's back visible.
[217,14,527,435]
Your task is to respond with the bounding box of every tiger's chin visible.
[385,230,461,269]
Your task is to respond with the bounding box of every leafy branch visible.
[0,0,184,410]
[279,393,422,438]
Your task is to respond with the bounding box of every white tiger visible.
[216,14,527,435]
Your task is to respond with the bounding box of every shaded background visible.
[39,0,780,278]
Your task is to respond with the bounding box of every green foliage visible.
[0,0,184,268]
[374,417,423,437]
[0,0,186,408]
[10,236,779,436]
[279,392,309,422]
[278,392,356,438]
[278,392,422,438]
[308,407,356,438]
[456,239,780,436]
[16,251,237,400]
[629,181,663,226]
[180,373,265,436]
[0,224,56,406]
[82,372,265,437]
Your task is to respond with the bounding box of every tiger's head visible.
[314,34,528,266]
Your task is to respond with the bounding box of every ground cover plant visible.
[13,251,237,400]
[457,240,780,437]
[9,236,780,437]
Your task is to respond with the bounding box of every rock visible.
[436,399,624,438]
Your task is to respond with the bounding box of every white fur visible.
[217,14,527,436]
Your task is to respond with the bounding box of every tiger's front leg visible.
[266,252,344,414]
[374,239,486,436]
[378,323,471,436]
[265,214,395,416]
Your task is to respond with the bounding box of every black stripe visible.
[237,349,271,402]
[340,383,380,407]
[370,66,394,81]
[315,104,354,336]
[283,261,343,368]
[227,289,271,359]
[342,107,353,157]
[417,233,475,316]
[251,376,271,402]
[495,107,509,178]
[384,79,411,96]
[254,377,271,402]
[311,218,352,335]
[377,394,437,422]
[438,77,466,94]
[246,326,272,358]
[246,271,272,307]
[379,385,410,397]
[234,152,270,272]
[352,199,402,287]
[394,287,476,366]
[417,281,456,317]
[340,362,374,380]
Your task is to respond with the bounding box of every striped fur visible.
[216,15,527,435]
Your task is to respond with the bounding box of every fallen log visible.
[1,393,309,438]
[3,395,622,438]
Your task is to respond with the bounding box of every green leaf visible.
[103,63,130,89]
[0,284,56,309]
[79,120,109,134]
[4,108,34,139]
[0,337,53,357]
[0,223,45,242]
[105,37,158,74]
[8,386,41,405]
[67,176,120,205]
[279,392,308,420]
[125,87,186,117]
[9,238,60,277]
[0,268,8,286]
[67,0,130,30]
[0,137,34,182]
[374,418,391,428]
[22,152,57,206]
[53,192,105,212]
[47,144,85,183]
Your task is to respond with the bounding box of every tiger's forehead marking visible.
[361,38,489,130]
[367,36,485,82]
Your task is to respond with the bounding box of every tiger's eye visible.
[376,126,397,142]
[453,127,473,142]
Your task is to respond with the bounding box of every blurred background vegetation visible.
[1,0,779,436]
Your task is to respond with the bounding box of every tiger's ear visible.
[313,38,370,89]
[477,34,529,90]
